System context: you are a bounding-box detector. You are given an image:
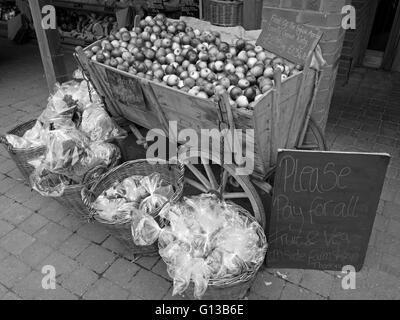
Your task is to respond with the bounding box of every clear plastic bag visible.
[139,173,171,214]
[158,194,267,299]
[121,176,148,204]
[92,196,133,221]
[80,104,127,142]
[5,120,47,149]
[30,165,74,197]
[131,211,162,246]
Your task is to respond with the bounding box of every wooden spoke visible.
[186,163,212,190]
[184,177,208,193]
[219,169,229,194]
[223,192,249,199]
[201,157,218,190]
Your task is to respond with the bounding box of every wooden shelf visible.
[52,0,116,14]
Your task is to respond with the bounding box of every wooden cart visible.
[74,17,327,229]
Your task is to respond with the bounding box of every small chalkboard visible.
[256,11,322,65]
[147,0,165,15]
[181,0,199,18]
[106,69,146,111]
[267,150,390,271]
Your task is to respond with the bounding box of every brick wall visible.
[337,0,379,81]
[262,0,349,133]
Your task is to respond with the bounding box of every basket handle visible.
[0,135,15,154]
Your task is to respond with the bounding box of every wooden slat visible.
[253,92,273,174]
[270,70,282,166]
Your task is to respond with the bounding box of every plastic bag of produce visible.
[5,120,47,149]
[158,194,267,299]
[139,173,173,214]
[131,210,162,246]
[30,166,74,197]
[121,176,148,204]
[80,104,127,142]
[92,196,133,221]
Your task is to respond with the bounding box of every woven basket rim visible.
[83,158,183,226]
[159,197,267,288]
[1,119,46,152]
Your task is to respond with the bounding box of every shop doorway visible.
[363,0,400,70]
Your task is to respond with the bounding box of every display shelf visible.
[52,0,126,14]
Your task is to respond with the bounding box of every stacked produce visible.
[5,78,126,197]
[92,172,174,245]
[85,14,302,109]
[58,10,117,43]
[153,194,267,299]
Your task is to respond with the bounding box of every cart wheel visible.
[298,117,328,151]
[180,150,266,229]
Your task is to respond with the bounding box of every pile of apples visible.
[83,14,303,109]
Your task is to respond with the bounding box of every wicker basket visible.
[163,201,267,300]
[31,153,121,220]
[0,119,46,183]
[209,0,243,27]
[81,159,185,256]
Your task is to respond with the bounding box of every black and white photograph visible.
[0,0,399,305]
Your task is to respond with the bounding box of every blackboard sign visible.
[256,11,322,65]
[147,0,165,15]
[267,150,390,271]
[181,0,199,18]
[106,69,146,111]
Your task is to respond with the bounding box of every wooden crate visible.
[77,39,316,179]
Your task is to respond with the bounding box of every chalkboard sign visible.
[106,69,146,111]
[147,0,165,15]
[256,11,322,65]
[181,0,199,18]
[267,150,390,271]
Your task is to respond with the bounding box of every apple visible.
[238,79,250,89]
[230,87,242,100]
[236,95,249,108]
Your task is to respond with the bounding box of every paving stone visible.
[376,232,400,257]
[101,236,134,259]
[135,256,160,270]
[19,214,49,235]
[76,244,116,274]
[0,255,31,288]
[382,201,400,219]
[77,222,110,244]
[103,258,141,289]
[61,267,98,296]
[151,259,170,280]
[162,288,187,300]
[5,168,24,181]
[373,214,388,233]
[58,215,86,232]
[13,270,77,300]
[5,183,36,204]
[34,222,72,248]
[22,194,54,212]
[19,241,54,268]
[58,234,91,259]
[0,229,36,255]
[0,219,14,237]
[0,177,19,194]
[250,270,285,300]
[0,247,9,261]
[1,291,21,300]
[0,283,7,298]
[83,278,129,300]
[0,159,16,174]
[128,269,171,300]
[266,268,304,285]
[38,202,68,223]
[280,283,324,300]
[41,252,79,283]
[300,270,334,297]
[387,219,400,238]
[1,201,33,225]
[379,254,400,278]
[366,270,400,299]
